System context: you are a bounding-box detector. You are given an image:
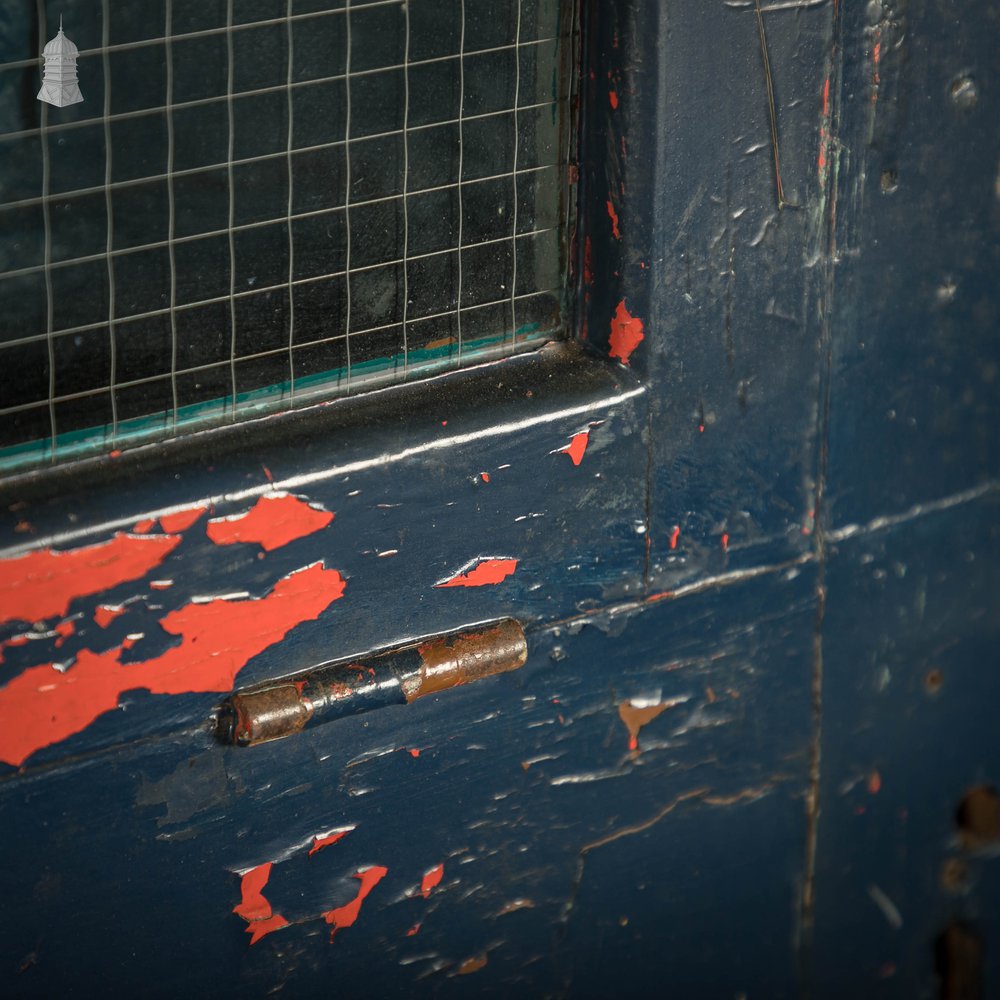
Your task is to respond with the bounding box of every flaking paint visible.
[0,562,346,766]
[0,532,181,627]
[323,866,388,941]
[206,493,334,552]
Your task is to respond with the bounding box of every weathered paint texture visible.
[309,828,353,857]
[0,563,346,765]
[206,493,334,551]
[435,558,518,588]
[323,866,389,941]
[233,863,289,945]
[556,430,591,466]
[158,505,210,534]
[608,299,645,365]
[0,532,181,627]
[420,863,445,898]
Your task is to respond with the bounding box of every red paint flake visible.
[0,562,346,766]
[323,866,388,941]
[609,89,619,110]
[867,771,882,795]
[420,863,444,899]
[406,923,421,937]
[95,604,126,629]
[480,472,491,483]
[207,493,333,552]
[609,299,645,365]
[583,236,593,286]
[669,526,680,550]
[435,558,518,588]
[606,199,621,240]
[109,450,122,459]
[54,620,75,648]
[262,464,274,483]
[721,533,730,551]
[158,505,209,534]
[408,748,421,758]
[309,828,352,857]
[560,430,591,466]
[234,863,290,945]
[818,76,831,175]
[133,519,156,534]
[234,863,275,922]
[0,532,181,628]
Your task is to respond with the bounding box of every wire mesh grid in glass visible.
[0,0,577,470]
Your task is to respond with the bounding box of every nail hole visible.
[956,786,1000,849]
[935,921,983,1000]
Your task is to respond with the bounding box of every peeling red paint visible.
[721,533,730,551]
[323,866,388,941]
[159,505,209,534]
[94,604,126,629]
[609,299,645,365]
[0,532,181,628]
[480,472,491,483]
[435,558,518,588]
[818,76,831,176]
[559,431,591,467]
[207,493,333,552]
[406,922,421,937]
[133,519,156,534]
[234,863,289,945]
[606,199,621,240]
[868,771,882,795]
[0,562,346,766]
[309,828,353,857]
[420,863,444,899]
[609,88,619,110]
[669,526,680,550]
[407,748,421,758]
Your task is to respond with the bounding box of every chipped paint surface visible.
[323,866,388,941]
[606,199,621,240]
[309,828,353,857]
[618,697,683,752]
[554,430,591,467]
[158,505,209,534]
[420,863,444,898]
[608,299,645,365]
[435,558,518,588]
[0,533,181,627]
[207,493,333,552]
[234,863,289,945]
[94,604,126,629]
[0,563,346,766]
